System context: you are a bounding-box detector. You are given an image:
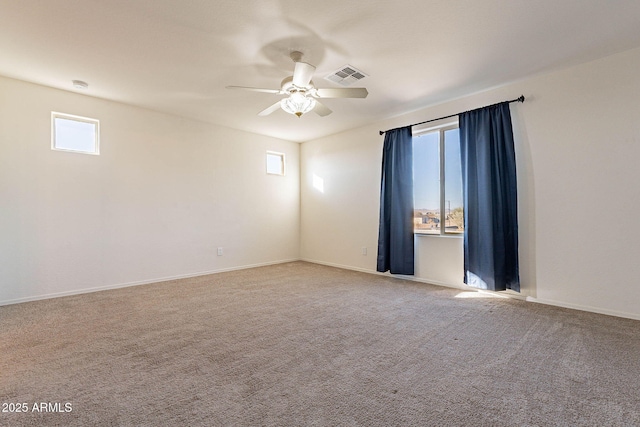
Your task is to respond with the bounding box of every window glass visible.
[266,151,285,175]
[444,128,464,233]
[413,131,440,234]
[413,125,463,235]
[52,112,99,155]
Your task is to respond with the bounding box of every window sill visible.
[414,232,463,239]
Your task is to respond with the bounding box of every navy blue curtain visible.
[459,102,520,292]
[376,126,414,275]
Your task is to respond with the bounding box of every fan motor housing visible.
[281,76,314,94]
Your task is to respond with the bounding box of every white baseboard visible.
[300,258,525,295]
[300,258,381,276]
[526,296,640,321]
[5,258,638,322]
[303,260,638,319]
[304,258,639,320]
[0,258,300,307]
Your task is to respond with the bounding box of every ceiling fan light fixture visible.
[280,92,316,117]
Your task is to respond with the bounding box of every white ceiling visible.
[2,0,640,142]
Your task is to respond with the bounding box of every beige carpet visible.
[1,261,639,426]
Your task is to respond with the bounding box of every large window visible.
[413,124,463,235]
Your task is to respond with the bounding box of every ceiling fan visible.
[226,51,368,118]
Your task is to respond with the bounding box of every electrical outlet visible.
[362,247,367,256]
[217,247,223,256]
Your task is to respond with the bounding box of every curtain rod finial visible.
[379,130,385,135]
[517,95,525,102]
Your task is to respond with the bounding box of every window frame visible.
[412,120,463,237]
[51,111,100,155]
[265,151,286,176]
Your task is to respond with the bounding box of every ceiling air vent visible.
[325,65,368,87]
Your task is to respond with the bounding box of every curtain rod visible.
[379,95,525,136]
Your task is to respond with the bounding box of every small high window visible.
[51,112,100,155]
[266,151,285,175]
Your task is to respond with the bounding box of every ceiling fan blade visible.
[313,100,332,117]
[315,87,368,98]
[258,101,282,116]
[292,62,316,87]
[226,86,282,94]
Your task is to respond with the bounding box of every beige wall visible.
[0,77,300,304]
[301,46,640,320]
[3,46,640,320]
